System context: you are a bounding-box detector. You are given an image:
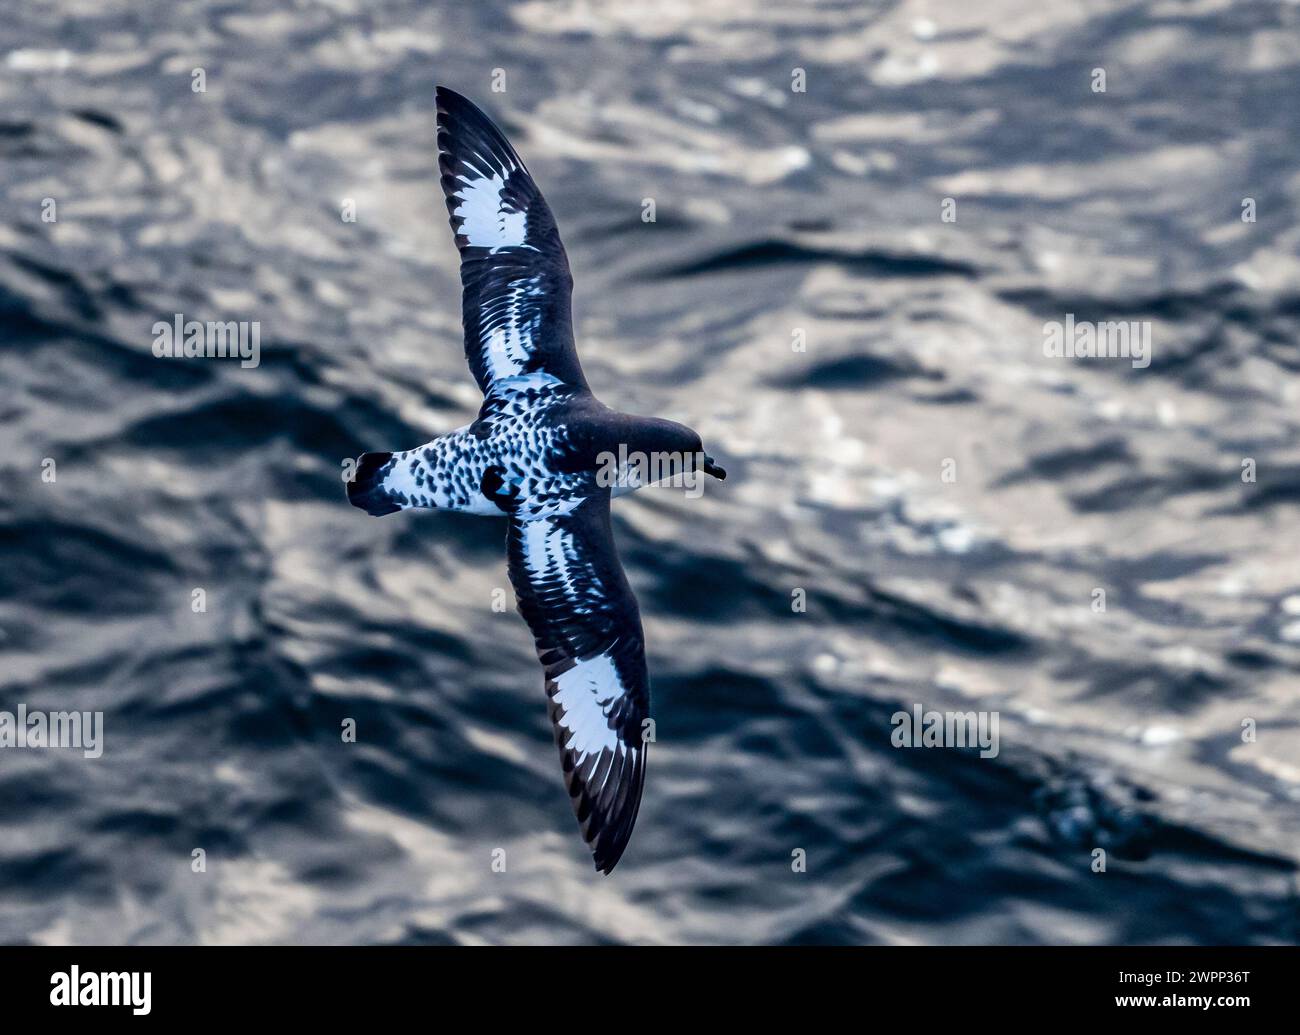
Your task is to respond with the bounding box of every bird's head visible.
[636,418,726,482]
[595,417,727,492]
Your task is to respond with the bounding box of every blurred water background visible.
[2,0,1300,944]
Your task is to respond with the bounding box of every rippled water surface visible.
[2,0,1300,944]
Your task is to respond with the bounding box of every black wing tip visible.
[574,787,641,876]
[434,85,494,137]
[591,827,634,874]
[575,744,645,877]
[594,855,622,875]
[434,85,526,170]
[554,733,646,877]
[435,84,470,107]
[435,87,482,144]
[434,85,471,115]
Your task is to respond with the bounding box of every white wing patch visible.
[481,274,544,380]
[518,518,628,760]
[520,516,581,597]
[489,370,563,395]
[521,515,560,577]
[450,166,527,251]
[551,651,626,759]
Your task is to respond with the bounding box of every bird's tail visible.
[346,452,401,516]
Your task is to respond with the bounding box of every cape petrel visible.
[348,87,726,873]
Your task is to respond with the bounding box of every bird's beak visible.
[703,454,727,480]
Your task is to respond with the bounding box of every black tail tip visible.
[347,451,400,516]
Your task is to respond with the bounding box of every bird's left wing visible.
[436,86,588,394]
[505,495,649,873]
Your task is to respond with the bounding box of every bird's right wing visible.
[436,87,588,394]
[505,495,649,873]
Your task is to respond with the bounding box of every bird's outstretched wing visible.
[505,496,649,873]
[435,86,588,394]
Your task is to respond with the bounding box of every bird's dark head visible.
[631,418,725,481]
[596,416,727,490]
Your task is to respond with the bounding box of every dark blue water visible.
[2,0,1299,944]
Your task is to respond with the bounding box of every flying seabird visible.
[347,87,726,873]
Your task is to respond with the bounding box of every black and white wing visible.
[435,86,588,394]
[506,496,649,873]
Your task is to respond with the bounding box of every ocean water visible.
[2,0,1299,945]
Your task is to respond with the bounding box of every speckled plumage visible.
[347,87,725,874]
[365,373,594,518]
